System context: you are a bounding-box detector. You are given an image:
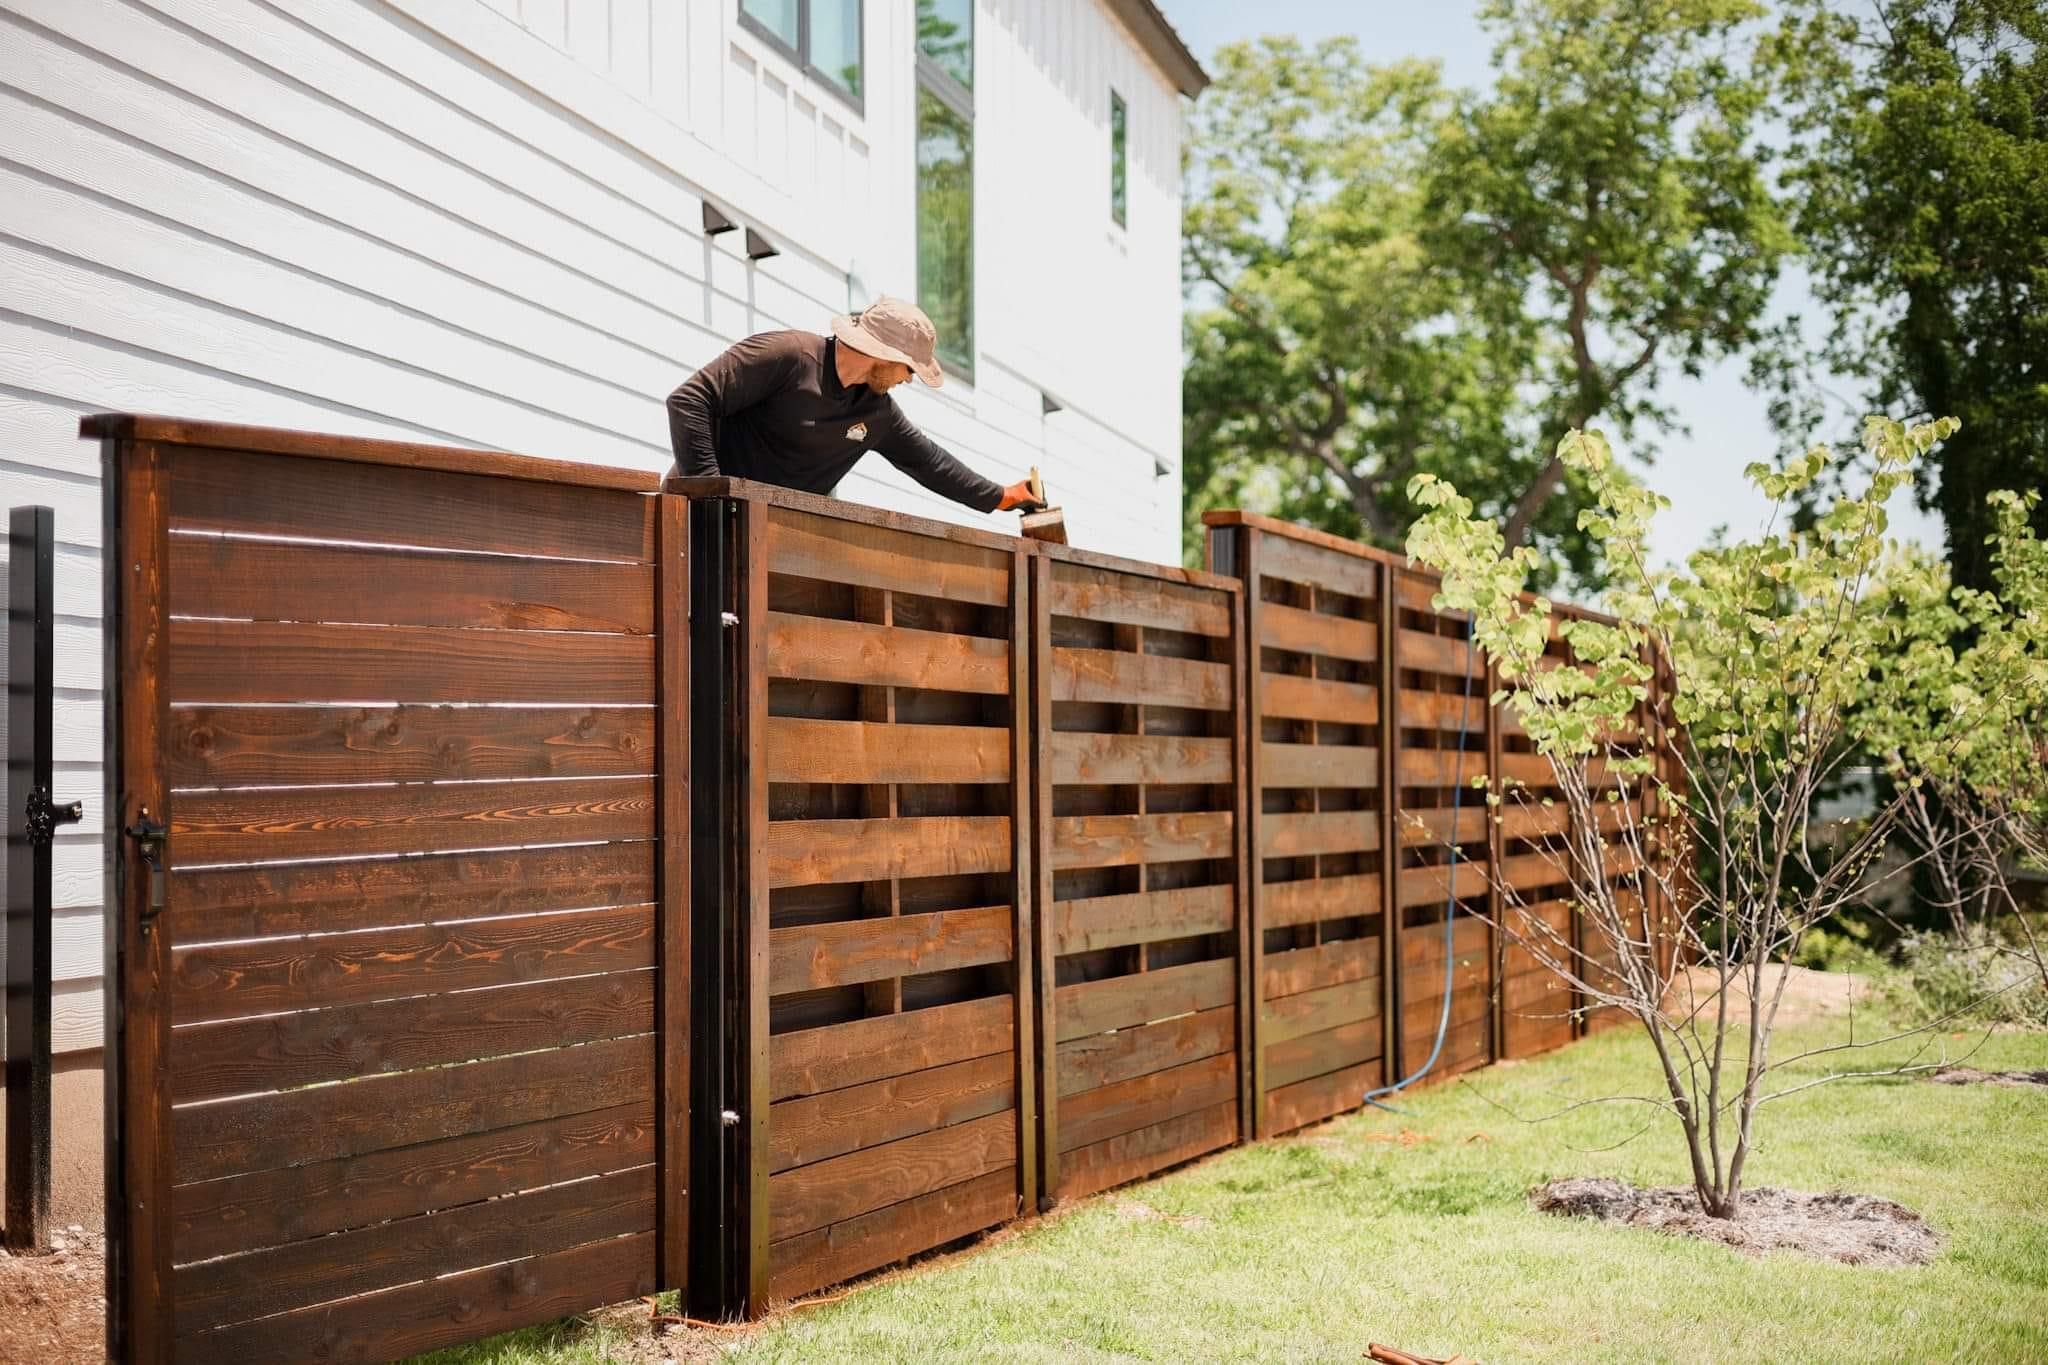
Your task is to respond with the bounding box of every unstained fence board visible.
[1038,548,1244,1197]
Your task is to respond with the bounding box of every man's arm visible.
[873,403,1008,513]
[666,333,801,476]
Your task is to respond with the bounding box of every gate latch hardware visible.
[124,809,168,937]
[25,784,83,847]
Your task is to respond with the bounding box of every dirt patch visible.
[0,1227,105,1364]
[1531,1178,1940,1267]
[1665,964,1872,1027]
[1930,1066,2048,1088]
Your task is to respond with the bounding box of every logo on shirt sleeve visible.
[845,422,868,442]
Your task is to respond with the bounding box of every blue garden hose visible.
[1363,617,1479,1113]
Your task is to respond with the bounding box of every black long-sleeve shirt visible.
[665,330,1004,512]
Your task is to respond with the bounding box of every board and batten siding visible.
[0,0,1191,1053]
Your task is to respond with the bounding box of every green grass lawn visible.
[433,1003,2048,1364]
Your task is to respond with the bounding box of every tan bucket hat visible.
[831,295,945,388]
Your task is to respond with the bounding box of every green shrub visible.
[1892,931,2048,1029]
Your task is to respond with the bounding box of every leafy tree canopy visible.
[1182,1,1792,580]
[1766,0,2048,591]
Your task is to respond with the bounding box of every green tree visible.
[1768,0,2048,592]
[1408,414,2008,1216]
[1182,2,1791,573]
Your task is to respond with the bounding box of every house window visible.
[739,0,863,108]
[1110,90,1127,227]
[916,0,973,375]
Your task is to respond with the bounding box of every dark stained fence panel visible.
[94,421,678,1364]
[696,486,1036,1312]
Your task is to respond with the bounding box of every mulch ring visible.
[1530,1178,1941,1267]
[1929,1066,2048,1089]
[0,1227,105,1365]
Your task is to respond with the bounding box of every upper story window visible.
[916,0,974,377]
[1110,90,1128,228]
[739,0,863,109]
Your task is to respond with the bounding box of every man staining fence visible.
[665,296,1043,515]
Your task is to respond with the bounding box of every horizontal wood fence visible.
[82,418,1673,1358]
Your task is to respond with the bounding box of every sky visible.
[1159,0,1946,570]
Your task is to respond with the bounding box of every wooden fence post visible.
[655,495,691,1295]
[103,439,173,1364]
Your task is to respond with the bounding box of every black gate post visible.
[6,505,82,1252]
[686,497,748,1320]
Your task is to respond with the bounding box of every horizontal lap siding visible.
[1240,530,1388,1134]
[757,505,1027,1303]
[158,451,661,1360]
[1,0,754,1054]
[1041,554,1242,1198]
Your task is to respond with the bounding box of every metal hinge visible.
[124,809,168,939]
[24,784,83,847]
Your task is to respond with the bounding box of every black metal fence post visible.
[6,505,82,1252]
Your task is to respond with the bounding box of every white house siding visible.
[0,0,1191,1052]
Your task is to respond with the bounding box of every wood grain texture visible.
[768,905,1013,994]
[173,1164,655,1335]
[171,902,652,1023]
[169,968,654,1102]
[167,534,653,633]
[1248,527,1379,599]
[1055,1006,1236,1098]
[167,840,653,942]
[1055,959,1235,1042]
[768,1053,1014,1173]
[1264,1019,1380,1091]
[1047,884,1233,956]
[1263,1060,1379,1134]
[1260,673,1377,726]
[1262,874,1381,931]
[176,1228,657,1363]
[765,506,1009,606]
[171,1102,653,1265]
[170,617,655,704]
[1256,601,1376,661]
[1263,978,1382,1046]
[166,444,656,560]
[1049,811,1234,871]
[1049,647,1230,710]
[767,717,1009,785]
[768,996,1014,1103]
[92,415,662,495]
[1046,731,1230,786]
[1260,809,1379,860]
[1260,741,1376,790]
[1059,1099,1236,1202]
[767,1109,1016,1241]
[768,1168,1015,1303]
[766,815,1012,888]
[171,776,654,863]
[1047,564,1230,637]
[172,1033,653,1185]
[764,612,1010,694]
[1057,1051,1236,1154]
[165,704,654,786]
[1262,936,1380,1000]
